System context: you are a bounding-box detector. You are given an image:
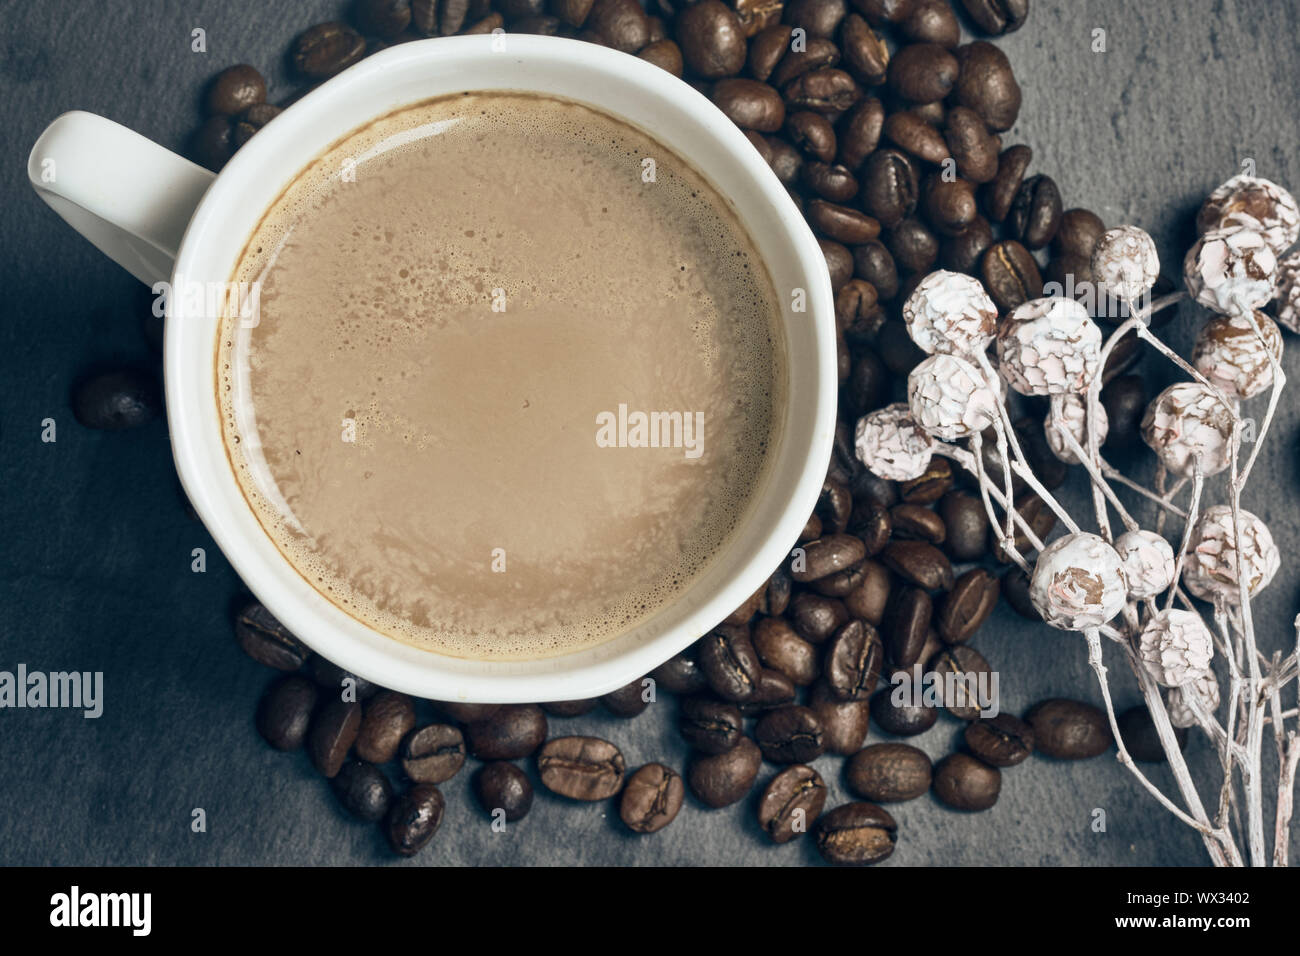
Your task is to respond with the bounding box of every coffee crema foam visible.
[219,92,786,660]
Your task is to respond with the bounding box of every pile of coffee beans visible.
[76,0,1179,863]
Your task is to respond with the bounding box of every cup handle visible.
[28,111,216,287]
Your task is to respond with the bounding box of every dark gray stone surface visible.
[2,0,1298,866]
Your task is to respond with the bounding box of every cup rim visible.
[166,35,836,702]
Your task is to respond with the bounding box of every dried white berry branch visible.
[853,174,1300,867]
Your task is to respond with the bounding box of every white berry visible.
[1044,393,1108,464]
[1029,532,1128,631]
[1196,174,1300,256]
[1113,529,1176,600]
[1184,224,1278,316]
[1091,225,1160,303]
[1167,671,1221,729]
[1183,505,1279,603]
[996,297,1103,396]
[854,403,937,481]
[1140,382,1235,478]
[1192,311,1283,400]
[907,353,999,441]
[1138,609,1214,687]
[902,270,998,356]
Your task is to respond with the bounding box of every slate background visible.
[2,0,1299,866]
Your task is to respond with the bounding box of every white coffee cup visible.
[28,35,836,703]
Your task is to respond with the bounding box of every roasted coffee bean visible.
[432,700,498,723]
[731,0,783,35]
[734,670,794,715]
[464,704,548,759]
[411,0,469,34]
[821,480,856,531]
[676,0,747,77]
[620,763,684,833]
[846,743,932,801]
[981,239,1042,311]
[922,175,978,237]
[817,206,882,250]
[870,687,939,736]
[884,585,932,667]
[1000,567,1039,619]
[699,624,763,701]
[744,129,775,164]
[815,802,897,864]
[783,0,847,37]
[981,416,1066,494]
[1007,174,1062,249]
[851,241,899,302]
[550,0,595,27]
[838,14,888,86]
[938,491,989,562]
[1026,698,1112,759]
[753,617,820,685]
[800,513,824,542]
[748,24,792,81]
[542,698,599,717]
[938,216,994,274]
[761,568,794,616]
[355,690,416,764]
[331,760,393,821]
[1053,207,1106,258]
[860,149,918,228]
[292,22,366,79]
[679,696,743,754]
[782,67,861,113]
[652,648,708,695]
[584,0,650,51]
[793,534,867,583]
[843,351,886,421]
[758,765,827,842]
[811,562,870,600]
[72,368,161,431]
[928,645,992,720]
[852,468,899,511]
[385,783,444,855]
[474,761,533,820]
[770,37,841,88]
[826,620,885,701]
[937,568,999,644]
[900,0,959,46]
[788,594,849,647]
[688,736,762,807]
[953,41,1021,131]
[932,753,1001,810]
[886,217,940,273]
[822,239,855,291]
[875,318,923,375]
[836,98,884,172]
[501,0,546,21]
[806,680,870,754]
[843,559,891,623]
[462,11,505,32]
[205,65,266,117]
[600,678,650,717]
[307,697,362,778]
[712,78,785,130]
[755,705,826,763]
[235,600,310,671]
[644,10,668,39]
[989,492,1057,564]
[961,0,1028,35]
[307,658,377,700]
[192,115,234,170]
[537,736,625,800]
[786,112,836,162]
[899,456,952,504]
[881,541,953,591]
[231,103,282,148]
[941,106,998,182]
[884,111,949,166]
[1117,705,1187,763]
[354,0,413,37]
[887,42,957,103]
[725,585,764,626]
[400,723,466,783]
[1101,374,1147,449]
[1045,252,1092,300]
[983,143,1032,221]
[964,713,1035,766]
[847,503,891,558]
[803,162,859,203]
[854,0,914,25]
[256,675,318,751]
[639,38,685,75]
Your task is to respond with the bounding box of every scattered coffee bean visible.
[542,698,600,717]
[870,687,939,736]
[748,23,792,81]
[354,0,413,37]
[678,696,743,753]
[464,704,548,760]
[585,0,650,51]
[981,238,1042,311]
[699,624,763,700]
[740,668,799,713]
[983,143,1032,221]
[889,504,946,545]
[331,759,393,821]
[1101,374,1148,449]
[937,568,999,644]
[1054,207,1106,258]
[676,0,747,77]
[650,649,708,695]
[639,38,685,75]
[1000,566,1040,619]
[601,678,650,717]
[939,491,990,562]
[1025,698,1113,759]
[837,97,885,171]
[860,149,918,229]
[809,680,872,754]
[755,705,826,763]
[537,736,626,800]
[952,41,1021,131]
[771,37,842,87]
[815,802,898,864]
[206,64,266,117]
[932,753,1001,810]
[307,697,362,778]
[964,713,1035,766]
[431,700,498,723]
[825,620,885,701]
[898,457,952,503]
[474,761,533,820]
[292,22,366,79]
[232,103,282,148]
[385,783,444,856]
[235,600,310,671]
[551,0,594,27]
[353,690,416,764]
[961,0,1029,36]
[713,78,785,130]
[620,763,685,833]
[788,593,850,644]
[882,540,953,591]
[927,645,993,721]
[307,657,378,700]
[883,585,932,667]
[688,736,762,807]
[256,675,318,751]
[400,723,466,783]
[757,764,827,842]
[1007,174,1062,249]
[753,617,820,685]
[884,111,949,166]
[846,743,932,801]
[72,368,161,431]
[1117,705,1187,763]
[887,42,958,103]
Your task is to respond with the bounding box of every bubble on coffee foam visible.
[219,91,785,659]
